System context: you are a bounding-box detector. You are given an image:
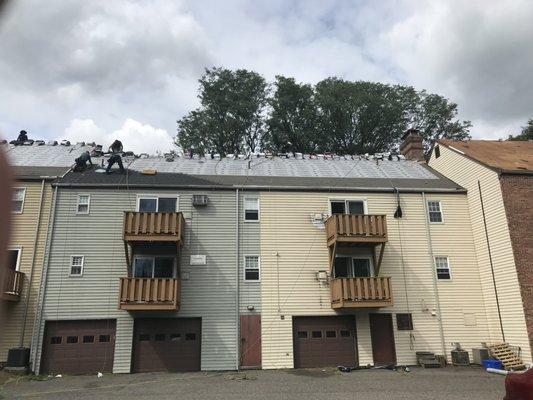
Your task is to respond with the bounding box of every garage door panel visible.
[41,320,116,375]
[293,316,356,368]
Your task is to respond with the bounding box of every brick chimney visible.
[400,129,424,161]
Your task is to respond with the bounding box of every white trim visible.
[243,197,260,222]
[132,254,177,278]
[76,194,91,215]
[136,194,180,212]
[12,187,26,214]
[328,197,368,215]
[69,255,84,277]
[8,247,22,272]
[333,255,374,278]
[434,255,452,281]
[243,255,261,282]
[427,200,444,224]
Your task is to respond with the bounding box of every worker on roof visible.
[10,130,28,145]
[72,151,93,172]
[106,139,125,174]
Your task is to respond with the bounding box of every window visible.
[7,249,21,271]
[244,198,259,221]
[333,257,373,278]
[185,333,196,341]
[244,256,260,281]
[396,313,413,330]
[427,201,443,223]
[50,336,62,344]
[67,336,78,344]
[435,145,441,159]
[133,256,175,278]
[170,333,181,341]
[139,334,150,341]
[76,195,90,214]
[340,330,351,338]
[326,330,337,338]
[155,334,166,341]
[12,188,26,213]
[70,256,84,276]
[83,335,94,343]
[99,335,111,343]
[311,331,322,339]
[330,200,365,215]
[137,195,178,213]
[435,256,451,280]
[297,331,308,339]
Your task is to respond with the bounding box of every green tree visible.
[265,76,319,153]
[508,119,533,141]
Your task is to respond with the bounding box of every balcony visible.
[2,270,24,301]
[123,212,185,243]
[326,214,388,247]
[119,278,180,311]
[330,277,393,309]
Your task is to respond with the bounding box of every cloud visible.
[62,118,174,154]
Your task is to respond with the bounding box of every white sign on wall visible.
[190,255,207,266]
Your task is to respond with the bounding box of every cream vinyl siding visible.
[0,181,53,362]
[260,191,490,369]
[429,145,531,363]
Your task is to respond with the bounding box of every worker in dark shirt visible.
[11,130,28,145]
[106,139,125,174]
[73,151,93,172]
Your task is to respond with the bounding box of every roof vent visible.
[23,140,34,146]
[34,140,45,146]
[47,140,58,146]
[192,194,208,207]
[76,141,85,146]
[60,140,71,146]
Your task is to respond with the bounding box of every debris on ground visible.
[224,372,257,381]
[488,343,526,371]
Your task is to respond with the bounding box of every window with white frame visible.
[427,201,443,223]
[76,195,90,214]
[133,256,175,278]
[330,200,365,215]
[137,195,178,213]
[435,256,451,280]
[244,256,260,281]
[70,256,84,276]
[244,198,259,221]
[12,188,26,213]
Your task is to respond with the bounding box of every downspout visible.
[19,179,45,347]
[30,185,58,373]
[235,188,240,371]
[422,192,447,358]
[478,180,505,341]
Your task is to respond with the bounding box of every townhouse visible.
[429,140,533,360]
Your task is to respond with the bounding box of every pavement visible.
[0,366,506,400]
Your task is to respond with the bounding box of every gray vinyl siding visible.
[35,188,241,373]
[239,191,261,314]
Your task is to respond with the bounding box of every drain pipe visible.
[235,188,240,371]
[422,192,447,358]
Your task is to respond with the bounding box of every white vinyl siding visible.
[12,187,26,213]
[76,195,90,214]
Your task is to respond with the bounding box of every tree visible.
[508,119,533,141]
[265,76,319,153]
[176,68,268,156]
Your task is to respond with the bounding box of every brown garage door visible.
[293,316,357,368]
[41,320,116,375]
[133,318,201,373]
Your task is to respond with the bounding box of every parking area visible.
[0,367,505,400]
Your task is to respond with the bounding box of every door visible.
[40,320,116,375]
[293,316,357,368]
[240,315,261,368]
[133,318,201,373]
[369,313,396,365]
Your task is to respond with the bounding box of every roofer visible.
[10,130,28,145]
[73,151,93,172]
[106,139,125,174]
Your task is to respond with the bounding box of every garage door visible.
[41,320,116,375]
[133,318,201,373]
[293,316,356,368]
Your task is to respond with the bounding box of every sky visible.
[0,0,532,154]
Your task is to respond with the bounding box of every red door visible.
[240,315,261,368]
[369,314,396,365]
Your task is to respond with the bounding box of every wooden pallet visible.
[488,343,525,370]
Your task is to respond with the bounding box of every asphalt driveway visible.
[0,366,505,400]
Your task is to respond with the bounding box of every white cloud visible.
[62,118,174,154]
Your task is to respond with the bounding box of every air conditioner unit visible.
[192,195,208,206]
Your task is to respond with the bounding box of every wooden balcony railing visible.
[330,277,393,309]
[123,212,184,242]
[119,278,180,311]
[2,270,24,301]
[326,214,387,246]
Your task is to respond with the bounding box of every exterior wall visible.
[0,180,52,362]
[429,145,532,363]
[260,190,491,369]
[500,174,533,357]
[34,188,244,373]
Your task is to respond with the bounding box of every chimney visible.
[400,129,424,161]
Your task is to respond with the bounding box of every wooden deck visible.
[330,277,393,309]
[2,270,24,301]
[119,277,180,311]
[123,212,185,242]
[326,214,388,246]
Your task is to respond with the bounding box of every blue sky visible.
[1,0,532,153]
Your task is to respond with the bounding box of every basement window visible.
[427,201,443,223]
[396,313,413,330]
[435,256,452,280]
[244,197,259,221]
[12,188,26,213]
[76,195,90,214]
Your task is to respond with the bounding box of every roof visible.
[438,140,533,174]
[12,166,70,180]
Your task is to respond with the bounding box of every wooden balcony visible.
[330,277,393,309]
[119,278,180,311]
[326,214,387,246]
[123,212,185,243]
[2,270,24,301]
